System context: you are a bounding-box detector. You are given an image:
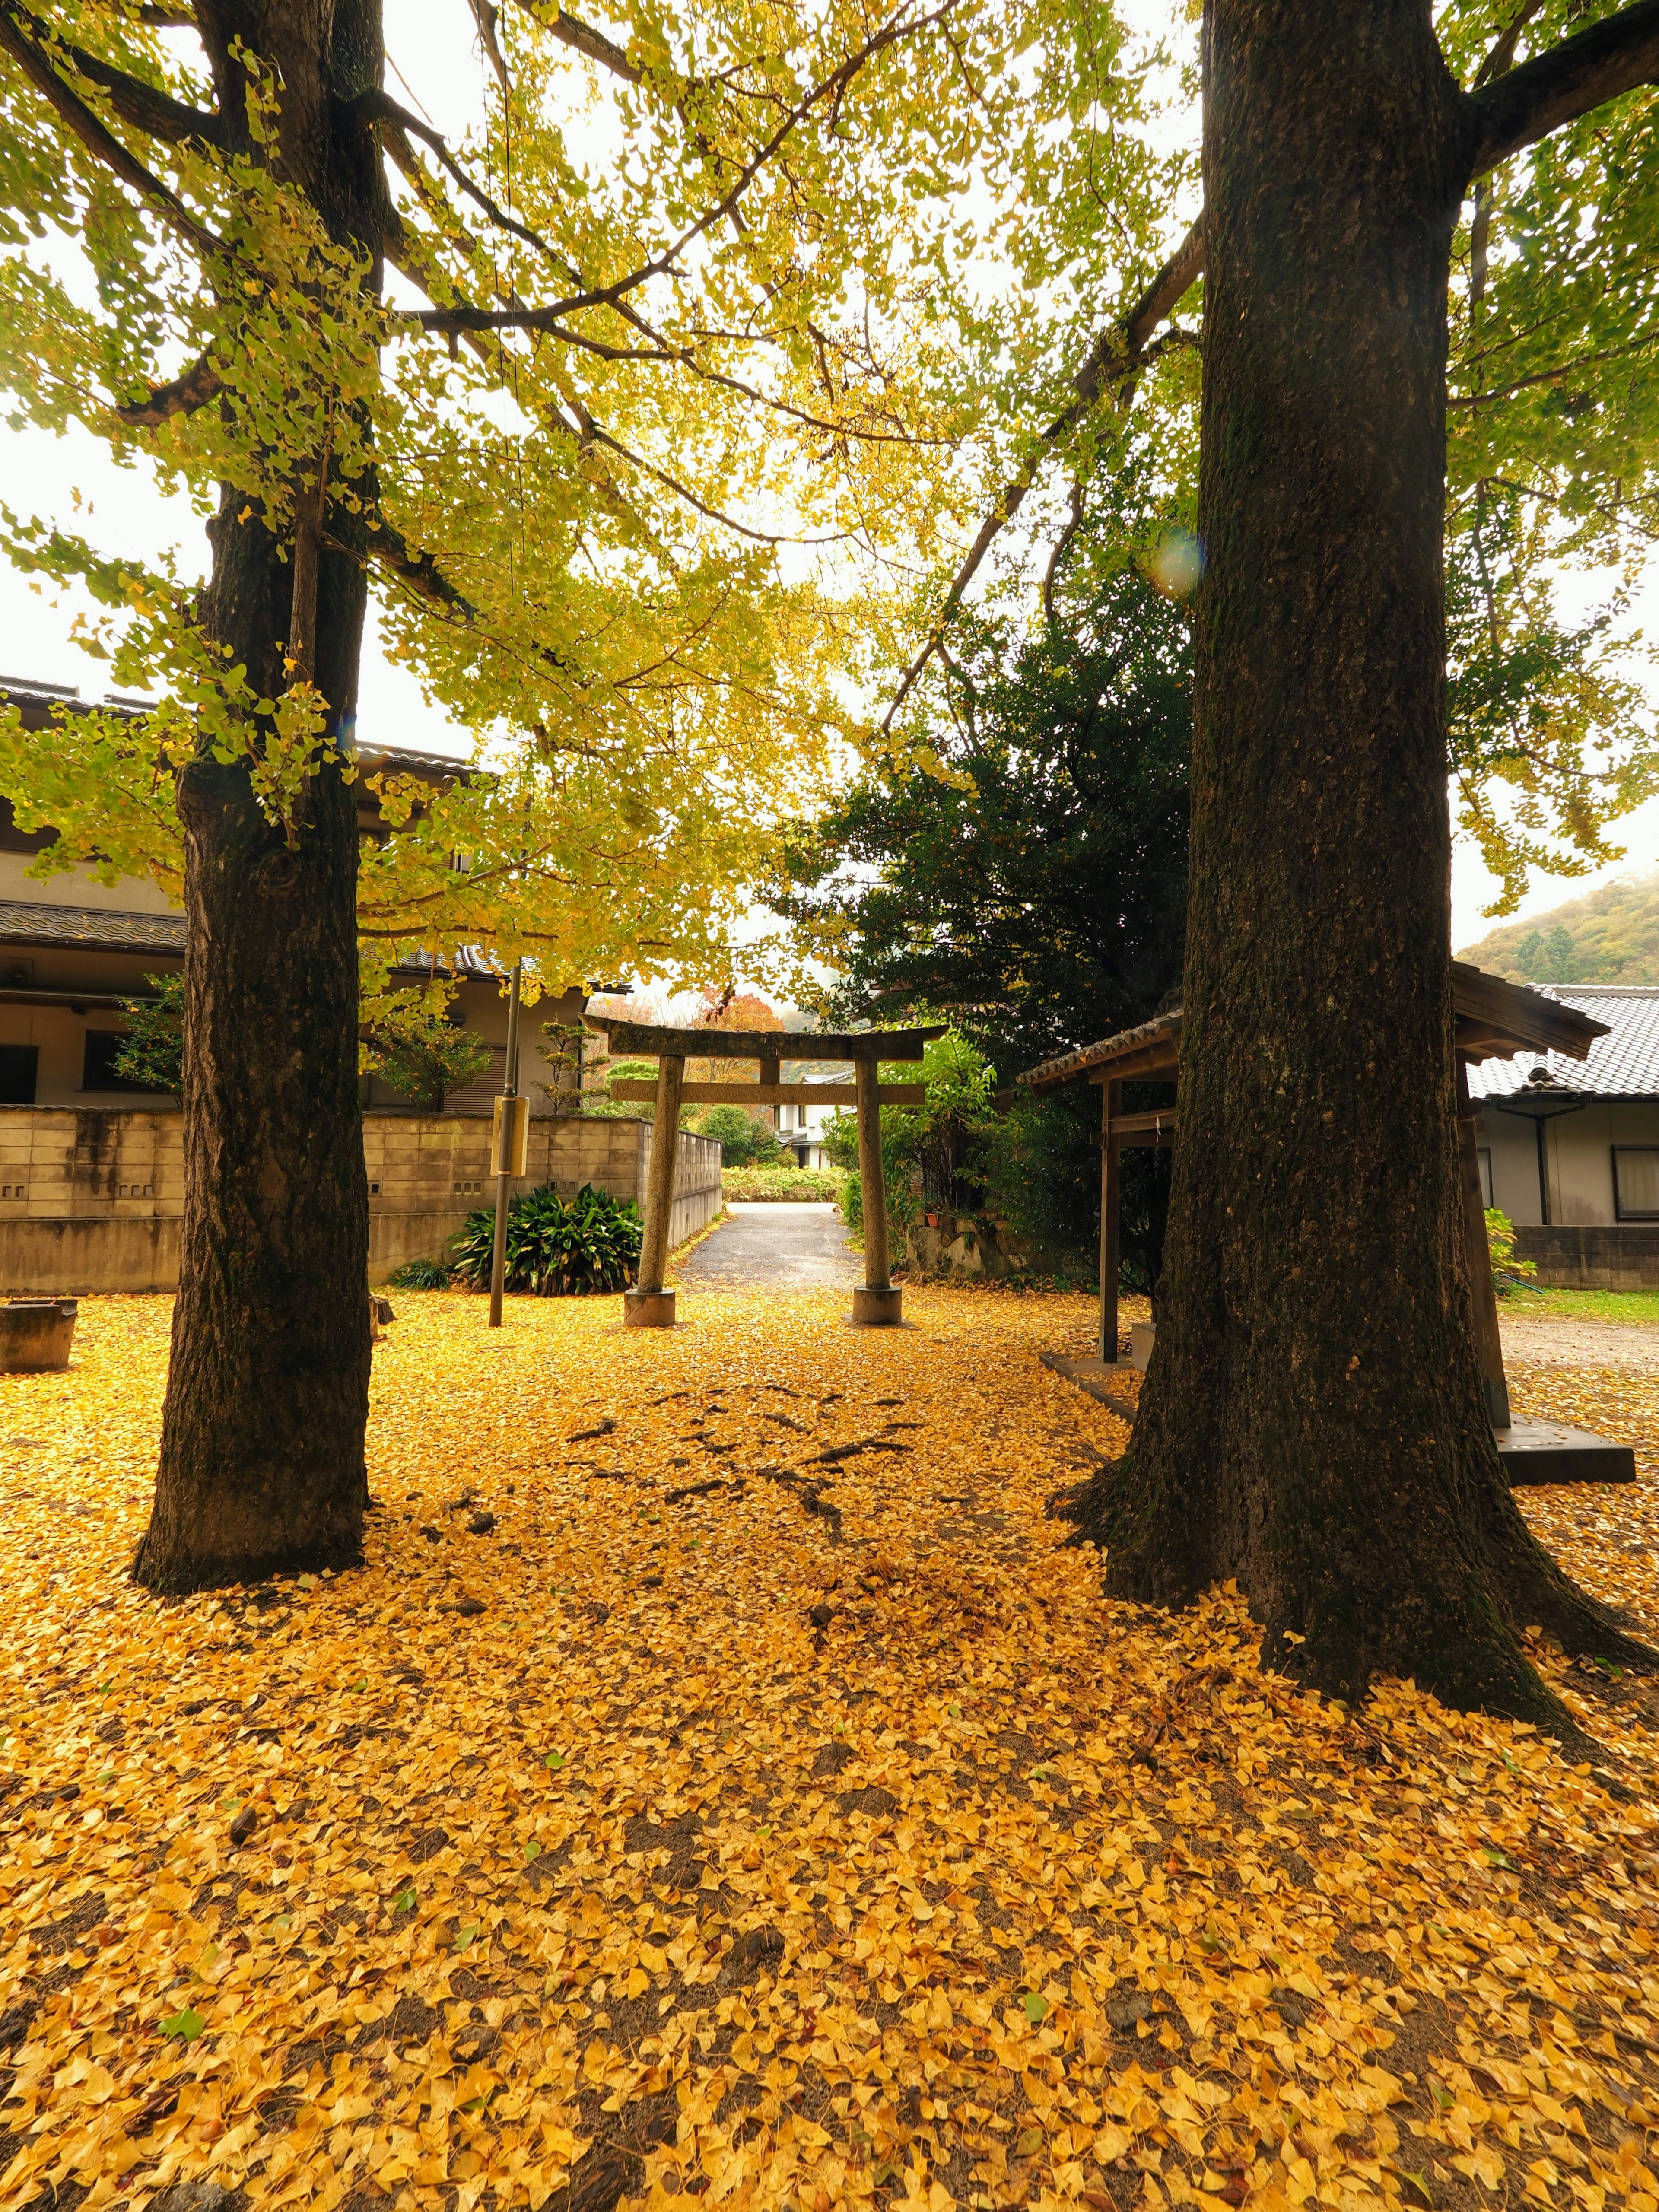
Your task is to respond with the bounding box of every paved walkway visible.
[676,1201,862,1290]
[1499,1313,1659,1369]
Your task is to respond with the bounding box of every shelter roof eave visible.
[1016,963,1608,1094]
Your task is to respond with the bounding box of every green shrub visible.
[362,986,493,1111]
[1486,1206,1541,1297]
[695,1104,784,1165]
[388,1256,451,1290]
[722,1166,842,1201]
[448,1182,642,1294]
[113,973,186,1093]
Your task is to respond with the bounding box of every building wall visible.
[1475,1099,1659,1227]
[0,1108,721,1291]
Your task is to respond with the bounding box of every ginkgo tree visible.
[847,0,1659,1726]
[0,0,1134,1592]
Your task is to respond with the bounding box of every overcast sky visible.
[3,2,1654,957]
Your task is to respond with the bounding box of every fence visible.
[0,1107,722,1292]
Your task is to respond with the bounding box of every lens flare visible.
[1150,527,1204,600]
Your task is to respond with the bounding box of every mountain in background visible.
[1457,871,1659,985]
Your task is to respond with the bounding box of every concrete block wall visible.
[1513,1224,1659,1289]
[639,1122,726,1252]
[0,1107,721,1291]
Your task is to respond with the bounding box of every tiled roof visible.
[0,899,184,954]
[1468,987,1659,1101]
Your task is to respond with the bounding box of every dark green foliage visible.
[785,566,1190,1071]
[693,1103,783,1165]
[448,1182,642,1295]
[113,973,186,1093]
[363,992,493,1113]
[978,1086,1172,1296]
[388,1256,451,1290]
[785,566,1191,1278]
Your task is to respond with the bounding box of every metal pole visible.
[488,959,523,1328]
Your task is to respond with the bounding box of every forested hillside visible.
[1458,871,1659,983]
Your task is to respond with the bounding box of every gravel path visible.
[1499,1313,1659,1369]
[676,1201,863,1290]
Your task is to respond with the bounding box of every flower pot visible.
[924,1211,939,1228]
[0,1299,77,1372]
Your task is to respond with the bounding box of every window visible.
[0,1045,37,1105]
[82,1031,167,1092]
[1477,1147,1493,1208]
[1613,1147,1659,1220]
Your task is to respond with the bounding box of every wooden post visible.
[487,960,523,1329]
[1456,1056,1511,1428]
[850,1056,901,1324]
[1100,1077,1121,1363]
[626,1054,685,1326]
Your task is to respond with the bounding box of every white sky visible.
[2,0,1653,959]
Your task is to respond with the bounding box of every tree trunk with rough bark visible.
[1071,0,1651,1720]
[134,0,384,1593]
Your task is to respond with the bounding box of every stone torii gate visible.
[585,1018,941,1328]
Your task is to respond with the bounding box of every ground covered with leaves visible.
[3,1291,1659,2212]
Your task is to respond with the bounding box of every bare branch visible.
[115,345,223,426]
[1448,328,1657,405]
[1042,479,1085,628]
[466,0,512,91]
[1466,0,1659,178]
[879,216,1205,733]
[0,0,227,257]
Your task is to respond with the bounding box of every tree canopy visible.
[786,561,1190,1070]
[0,0,1089,988]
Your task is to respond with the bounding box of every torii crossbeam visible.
[585,1019,942,1328]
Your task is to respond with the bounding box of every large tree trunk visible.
[134,0,383,1592]
[1072,0,1650,1719]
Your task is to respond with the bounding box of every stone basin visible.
[0,1299,78,1372]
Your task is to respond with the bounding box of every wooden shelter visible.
[585,1018,940,1326]
[1019,964,1634,1483]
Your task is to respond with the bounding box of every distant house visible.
[0,677,584,1109]
[775,1065,850,1170]
[1468,985,1659,1284]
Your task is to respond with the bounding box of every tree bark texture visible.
[135,0,385,1592]
[1072,0,1649,1718]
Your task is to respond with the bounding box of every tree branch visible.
[466,0,512,92]
[0,0,227,257]
[115,345,224,426]
[355,86,579,281]
[16,4,229,148]
[413,1,957,334]
[879,215,1205,733]
[1466,0,1659,178]
[354,520,483,622]
[531,3,641,85]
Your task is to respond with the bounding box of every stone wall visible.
[1513,1224,1659,1290]
[0,1107,722,1292]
